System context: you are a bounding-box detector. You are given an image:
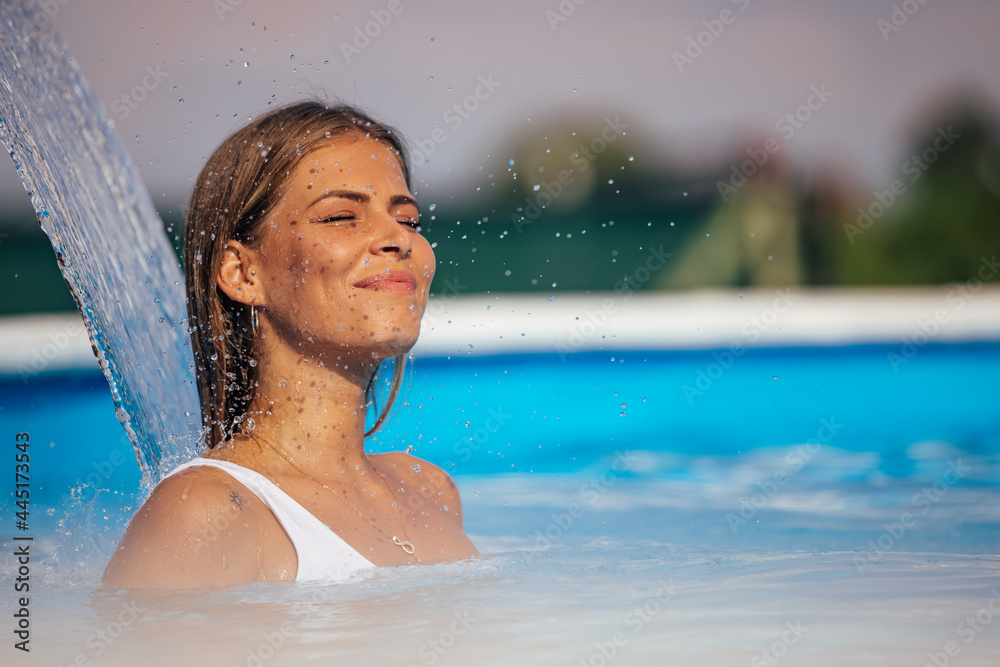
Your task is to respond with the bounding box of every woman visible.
[103,101,478,589]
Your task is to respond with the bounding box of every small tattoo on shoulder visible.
[230,491,244,510]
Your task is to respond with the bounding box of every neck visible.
[235,328,382,473]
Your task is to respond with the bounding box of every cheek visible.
[290,238,357,287]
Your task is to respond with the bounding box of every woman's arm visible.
[102,467,266,589]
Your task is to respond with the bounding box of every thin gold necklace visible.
[246,431,416,556]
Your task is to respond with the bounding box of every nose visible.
[368,215,413,260]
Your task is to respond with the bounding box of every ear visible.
[216,240,264,307]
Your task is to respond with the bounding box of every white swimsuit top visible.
[164,457,375,581]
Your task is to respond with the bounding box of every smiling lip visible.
[353,270,417,294]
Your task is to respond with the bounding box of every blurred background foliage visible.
[1,99,998,316]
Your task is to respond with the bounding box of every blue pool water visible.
[2,342,999,665]
[4,342,1000,500]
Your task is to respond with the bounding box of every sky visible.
[2,0,999,228]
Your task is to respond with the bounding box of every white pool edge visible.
[2,286,999,374]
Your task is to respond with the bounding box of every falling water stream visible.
[0,0,201,483]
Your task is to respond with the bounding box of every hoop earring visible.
[250,304,258,335]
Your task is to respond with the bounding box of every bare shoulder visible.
[102,465,265,589]
[374,451,465,527]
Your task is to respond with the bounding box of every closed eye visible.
[398,217,422,231]
[320,214,356,224]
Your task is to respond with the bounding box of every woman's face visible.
[247,135,435,363]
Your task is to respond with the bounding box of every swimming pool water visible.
[1,342,999,664]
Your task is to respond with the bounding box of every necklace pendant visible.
[392,536,415,555]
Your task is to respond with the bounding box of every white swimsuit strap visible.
[164,457,374,581]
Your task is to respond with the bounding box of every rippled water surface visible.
[3,343,1000,665]
[14,476,1000,666]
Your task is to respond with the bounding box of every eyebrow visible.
[308,189,419,211]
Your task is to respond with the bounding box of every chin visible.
[364,325,421,360]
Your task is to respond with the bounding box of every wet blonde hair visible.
[184,101,411,448]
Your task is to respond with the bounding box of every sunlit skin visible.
[103,137,478,589]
